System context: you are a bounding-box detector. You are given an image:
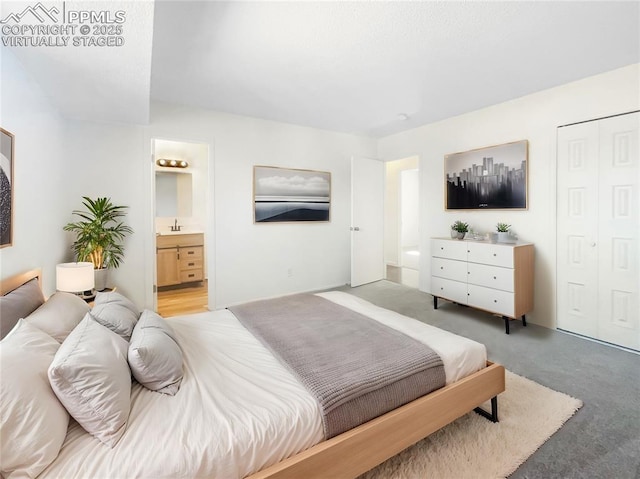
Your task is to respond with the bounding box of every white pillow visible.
[1,320,69,478]
[91,303,138,341]
[128,310,183,395]
[26,292,90,343]
[48,314,131,448]
[94,291,139,316]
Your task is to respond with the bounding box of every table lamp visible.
[56,262,95,301]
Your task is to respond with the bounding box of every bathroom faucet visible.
[170,219,181,232]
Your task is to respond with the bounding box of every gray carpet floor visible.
[332,280,640,479]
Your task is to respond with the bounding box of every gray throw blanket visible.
[229,294,445,439]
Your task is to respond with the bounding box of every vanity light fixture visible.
[157,158,189,169]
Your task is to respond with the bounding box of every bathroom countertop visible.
[156,230,204,236]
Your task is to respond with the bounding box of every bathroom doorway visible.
[384,156,420,288]
[152,138,210,317]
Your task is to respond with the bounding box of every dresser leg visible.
[503,316,510,334]
[522,315,527,327]
[433,296,438,310]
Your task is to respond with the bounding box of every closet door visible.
[557,121,600,339]
[596,113,639,349]
[557,112,639,351]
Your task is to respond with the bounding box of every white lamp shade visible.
[56,262,95,293]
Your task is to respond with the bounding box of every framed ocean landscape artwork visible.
[445,140,528,210]
[253,166,331,223]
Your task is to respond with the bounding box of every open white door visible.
[351,156,384,287]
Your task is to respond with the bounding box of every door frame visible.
[146,135,214,313]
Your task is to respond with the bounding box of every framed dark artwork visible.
[445,140,528,210]
[254,166,331,223]
[0,128,14,248]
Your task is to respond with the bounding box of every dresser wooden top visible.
[432,237,533,247]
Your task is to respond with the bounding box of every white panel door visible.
[557,112,639,351]
[351,157,384,287]
[557,121,600,338]
[596,113,639,350]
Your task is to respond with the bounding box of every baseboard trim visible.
[557,328,639,356]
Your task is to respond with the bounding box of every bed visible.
[0,268,505,479]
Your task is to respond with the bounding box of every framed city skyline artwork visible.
[445,140,528,210]
[0,128,14,248]
[253,166,331,222]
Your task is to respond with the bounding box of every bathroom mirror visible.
[156,171,193,217]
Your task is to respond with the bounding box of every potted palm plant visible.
[63,197,133,291]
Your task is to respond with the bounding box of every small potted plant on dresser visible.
[451,221,469,240]
[496,223,511,243]
[63,197,133,291]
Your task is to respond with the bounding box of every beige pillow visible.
[48,314,131,448]
[128,310,183,395]
[1,320,69,478]
[26,292,90,343]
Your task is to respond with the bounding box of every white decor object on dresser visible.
[431,238,535,334]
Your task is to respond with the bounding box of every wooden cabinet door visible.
[157,248,180,287]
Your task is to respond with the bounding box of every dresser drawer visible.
[180,258,203,271]
[467,263,514,292]
[467,242,514,268]
[431,276,468,305]
[431,239,468,261]
[179,246,203,260]
[467,284,515,317]
[180,269,203,283]
[432,257,467,282]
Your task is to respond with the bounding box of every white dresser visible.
[430,237,534,334]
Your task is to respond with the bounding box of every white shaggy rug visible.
[360,370,583,479]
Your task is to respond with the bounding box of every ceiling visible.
[3,1,639,137]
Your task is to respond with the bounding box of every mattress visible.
[39,292,486,479]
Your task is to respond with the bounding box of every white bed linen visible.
[40,309,324,479]
[39,292,486,479]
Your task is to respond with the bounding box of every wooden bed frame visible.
[248,362,504,479]
[1,268,505,479]
[0,267,42,296]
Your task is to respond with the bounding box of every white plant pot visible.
[94,268,108,292]
[497,232,510,243]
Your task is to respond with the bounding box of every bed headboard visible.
[0,268,42,296]
[0,268,44,339]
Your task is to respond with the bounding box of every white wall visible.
[400,169,420,249]
[0,50,70,296]
[148,102,378,308]
[378,64,640,329]
[384,156,418,266]
[63,120,147,307]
